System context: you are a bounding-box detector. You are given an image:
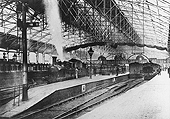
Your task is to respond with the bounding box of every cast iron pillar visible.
[22,3,28,101]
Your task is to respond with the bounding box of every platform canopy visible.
[0,32,57,55]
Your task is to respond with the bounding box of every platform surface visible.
[77,71,170,119]
[0,73,128,118]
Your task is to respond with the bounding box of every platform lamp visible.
[88,47,94,79]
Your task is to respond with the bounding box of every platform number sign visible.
[82,85,86,92]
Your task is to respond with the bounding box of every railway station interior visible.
[0,0,170,119]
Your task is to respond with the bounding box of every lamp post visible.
[18,2,39,101]
[88,47,94,79]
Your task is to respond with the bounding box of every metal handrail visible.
[0,84,32,106]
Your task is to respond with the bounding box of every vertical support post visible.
[103,0,106,40]
[1,8,3,27]
[143,0,145,53]
[18,85,20,106]
[36,52,39,63]
[13,86,16,105]
[43,53,45,63]
[18,52,21,63]
[120,12,121,32]
[90,55,92,79]
[22,3,28,101]
[7,50,9,61]
[27,51,30,63]
[109,0,112,40]
[115,5,117,41]
[131,2,133,53]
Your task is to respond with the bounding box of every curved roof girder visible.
[59,0,141,49]
[116,0,170,50]
[1,0,169,56]
[84,0,141,44]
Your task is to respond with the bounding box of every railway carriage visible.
[129,61,160,80]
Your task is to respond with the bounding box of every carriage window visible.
[16,65,18,71]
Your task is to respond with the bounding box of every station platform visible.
[77,71,170,119]
[0,73,129,118]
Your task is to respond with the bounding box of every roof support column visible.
[22,3,28,101]
[43,53,45,63]
[7,50,9,61]
[36,52,39,63]
[109,0,112,42]
[27,51,30,63]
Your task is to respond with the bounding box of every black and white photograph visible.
[0,0,170,119]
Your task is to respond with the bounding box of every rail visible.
[13,78,144,119]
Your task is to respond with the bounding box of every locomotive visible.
[129,61,160,80]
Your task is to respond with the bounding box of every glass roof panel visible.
[115,0,170,48]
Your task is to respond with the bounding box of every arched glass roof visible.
[0,0,169,60]
[115,0,170,48]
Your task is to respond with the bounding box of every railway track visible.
[52,79,144,119]
[13,78,144,119]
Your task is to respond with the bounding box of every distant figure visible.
[93,67,96,76]
[116,66,119,76]
[157,68,161,75]
[75,67,78,79]
[168,67,170,78]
